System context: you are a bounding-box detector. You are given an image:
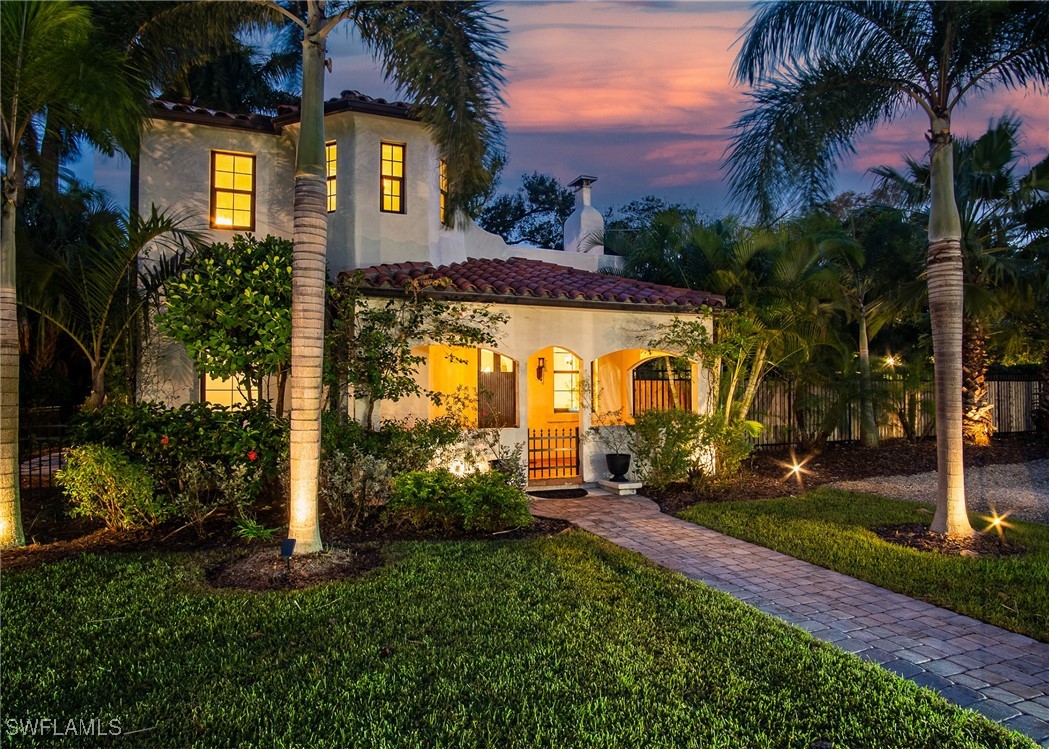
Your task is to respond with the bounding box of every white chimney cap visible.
[568,175,598,189]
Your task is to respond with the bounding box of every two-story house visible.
[136,91,723,485]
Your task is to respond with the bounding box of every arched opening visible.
[631,355,693,414]
[593,349,698,423]
[414,344,518,427]
[527,346,583,482]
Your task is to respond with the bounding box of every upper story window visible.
[552,347,581,413]
[381,142,405,213]
[439,159,448,225]
[326,141,337,213]
[211,151,255,230]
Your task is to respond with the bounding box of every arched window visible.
[632,356,692,415]
[478,349,517,428]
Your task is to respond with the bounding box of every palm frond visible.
[725,58,906,222]
[351,1,506,225]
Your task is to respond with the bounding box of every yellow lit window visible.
[326,141,337,213]
[552,347,580,413]
[439,159,448,225]
[211,151,255,230]
[200,373,250,407]
[381,142,405,213]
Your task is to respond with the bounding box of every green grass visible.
[1,534,1035,748]
[680,489,1049,642]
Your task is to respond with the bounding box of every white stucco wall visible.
[138,118,296,239]
[374,302,714,483]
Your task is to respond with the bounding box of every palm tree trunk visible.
[85,362,105,411]
[926,118,972,537]
[736,339,769,423]
[286,7,328,555]
[858,310,879,447]
[961,317,993,446]
[1,170,25,548]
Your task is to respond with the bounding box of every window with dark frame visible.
[381,142,405,213]
[210,151,255,230]
[477,348,517,428]
[326,141,337,212]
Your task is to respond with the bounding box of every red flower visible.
[247,451,258,462]
[160,436,170,445]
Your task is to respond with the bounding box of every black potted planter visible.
[605,453,631,482]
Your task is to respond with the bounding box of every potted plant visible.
[587,412,632,482]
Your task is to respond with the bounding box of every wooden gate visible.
[527,427,580,481]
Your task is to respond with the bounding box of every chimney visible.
[562,175,604,253]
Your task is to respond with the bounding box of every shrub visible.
[628,410,757,489]
[320,446,393,530]
[57,444,169,531]
[71,401,288,519]
[322,413,463,476]
[628,410,707,489]
[387,468,532,532]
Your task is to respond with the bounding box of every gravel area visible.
[830,459,1049,525]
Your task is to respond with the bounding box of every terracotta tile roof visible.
[345,257,724,310]
[149,99,277,132]
[149,90,416,132]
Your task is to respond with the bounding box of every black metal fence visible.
[750,376,1040,448]
[527,427,580,481]
[19,407,68,490]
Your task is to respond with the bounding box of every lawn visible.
[1,533,1035,748]
[679,489,1049,642]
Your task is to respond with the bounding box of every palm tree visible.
[727,2,1049,536]
[1,0,143,548]
[265,0,505,554]
[873,117,1036,446]
[19,196,197,412]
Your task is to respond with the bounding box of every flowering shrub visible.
[70,401,288,518]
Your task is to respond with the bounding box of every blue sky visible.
[84,0,1049,218]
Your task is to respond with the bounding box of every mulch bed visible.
[873,523,1026,558]
[206,544,386,591]
[1,497,572,573]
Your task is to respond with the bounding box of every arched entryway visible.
[526,346,583,483]
[592,348,699,422]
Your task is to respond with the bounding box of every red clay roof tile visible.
[344,257,724,310]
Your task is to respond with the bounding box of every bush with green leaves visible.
[159,234,292,410]
[319,414,466,529]
[320,446,393,530]
[387,468,532,532]
[57,444,170,531]
[70,401,288,519]
[628,410,756,489]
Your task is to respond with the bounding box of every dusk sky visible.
[92,0,1049,217]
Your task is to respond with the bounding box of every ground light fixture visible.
[980,507,1014,540]
[778,449,813,489]
[280,538,296,575]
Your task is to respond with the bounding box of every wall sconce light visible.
[536,357,546,381]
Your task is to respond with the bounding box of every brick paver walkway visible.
[532,494,1049,745]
